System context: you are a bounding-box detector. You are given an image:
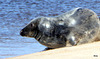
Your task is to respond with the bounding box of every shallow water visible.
[0,0,100,58]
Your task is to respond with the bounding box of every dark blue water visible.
[0,0,100,58]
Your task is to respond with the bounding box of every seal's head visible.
[20,17,41,38]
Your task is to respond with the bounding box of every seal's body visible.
[20,8,100,48]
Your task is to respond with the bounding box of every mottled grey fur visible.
[20,8,100,49]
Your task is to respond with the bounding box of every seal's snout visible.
[20,29,25,36]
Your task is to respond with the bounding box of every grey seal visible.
[20,8,100,49]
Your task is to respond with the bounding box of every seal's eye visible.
[30,24,34,27]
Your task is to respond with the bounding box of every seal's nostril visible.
[20,30,22,33]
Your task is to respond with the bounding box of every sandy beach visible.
[7,41,100,59]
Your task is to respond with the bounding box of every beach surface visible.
[7,41,100,59]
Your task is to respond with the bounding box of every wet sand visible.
[7,41,100,59]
